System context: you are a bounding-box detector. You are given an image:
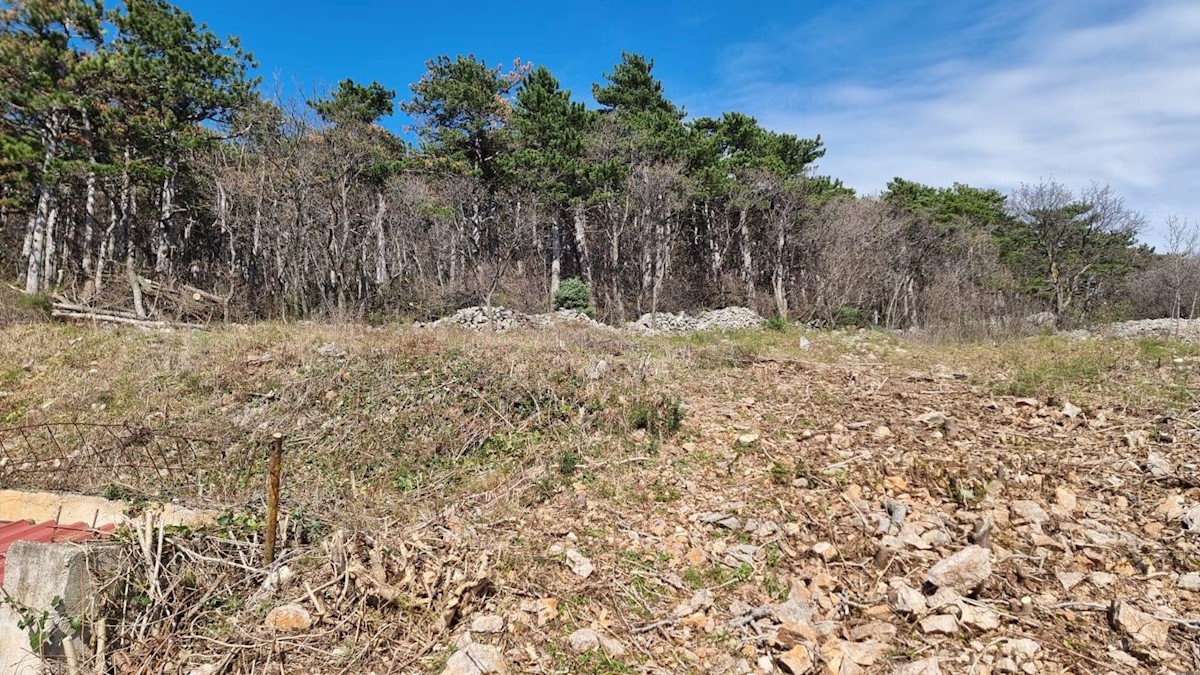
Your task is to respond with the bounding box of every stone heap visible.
[426,306,527,332]
[626,306,765,334]
[426,305,764,334]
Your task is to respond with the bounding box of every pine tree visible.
[592,52,686,162]
[110,0,256,273]
[401,54,527,181]
[0,0,106,293]
[505,66,594,300]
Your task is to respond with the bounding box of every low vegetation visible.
[0,316,1197,672]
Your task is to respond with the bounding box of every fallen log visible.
[50,309,204,330]
[51,299,143,321]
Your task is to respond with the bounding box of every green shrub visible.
[554,278,591,313]
[831,306,867,328]
[765,315,788,332]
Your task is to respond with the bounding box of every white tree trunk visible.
[155,167,175,274]
[374,191,388,286]
[252,161,266,255]
[127,255,146,318]
[41,198,60,288]
[739,208,754,306]
[549,217,562,306]
[24,123,59,294]
[82,170,97,275]
[572,204,592,290]
[25,187,51,294]
[772,220,787,318]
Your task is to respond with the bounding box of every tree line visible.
[2,0,1196,328]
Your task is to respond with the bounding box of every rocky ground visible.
[425,335,1200,675]
[1,320,1197,673]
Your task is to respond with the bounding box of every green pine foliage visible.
[554,278,591,313]
[0,2,1169,327]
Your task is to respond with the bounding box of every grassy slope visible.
[1,318,1198,671]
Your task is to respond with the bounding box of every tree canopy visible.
[0,0,1182,329]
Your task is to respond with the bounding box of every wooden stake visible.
[264,433,283,566]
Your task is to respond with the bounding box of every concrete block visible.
[0,489,216,528]
[0,541,95,674]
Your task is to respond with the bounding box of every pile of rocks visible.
[425,305,528,332]
[423,306,612,333]
[526,309,609,330]
[1088,317,1200,342]
[696,306,765,330]
[625,312,702,333]
[426,305,765,334]
[626,306,764,334]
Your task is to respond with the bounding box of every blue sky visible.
[184,0,1200,246]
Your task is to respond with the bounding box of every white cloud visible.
[716,1,1200,247]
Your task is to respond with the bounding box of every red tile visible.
[0,519,115,585]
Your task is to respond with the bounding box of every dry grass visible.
[2,318,1199,672]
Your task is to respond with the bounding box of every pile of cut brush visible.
[49,273,228,329]
[89,514,501,673]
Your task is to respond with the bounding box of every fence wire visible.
[0,422,244,504]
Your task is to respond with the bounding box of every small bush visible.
[554,278,591,313]
[831,306,868,328]
[629,394,685,436]
[764,315,788,332]
[558,450,580,476]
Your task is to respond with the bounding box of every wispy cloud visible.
[715,1,1200,246]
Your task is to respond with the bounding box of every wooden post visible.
[264,432,283,565]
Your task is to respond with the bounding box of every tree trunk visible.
[22,209,35,264]
[41,196,60,289]
[707,202,723,289]
[652,216,669,318]
[549,216,562,307]
[82,110,98,276]
[639,212,652,315]
[156,161,176,274]
[374,191,388,287]
[24,125,59,294]
[24,186,50,293]
[95,196,118,293]
[82,169,97,275]
[252,160,266,255]
[572,203,593,291]
[772,220,787,318]
[127,256,146,319]
[738,208,754,307]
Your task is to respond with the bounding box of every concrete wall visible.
[0,489,215,528]
[0,542,94,675]
[0,490,216,673]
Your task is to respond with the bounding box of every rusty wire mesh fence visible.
[0,422,255,506]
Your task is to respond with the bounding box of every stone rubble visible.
[1081,317,1200,342]
[626,306,765,333]
[925,545,992,593]
[422,304,765,333]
